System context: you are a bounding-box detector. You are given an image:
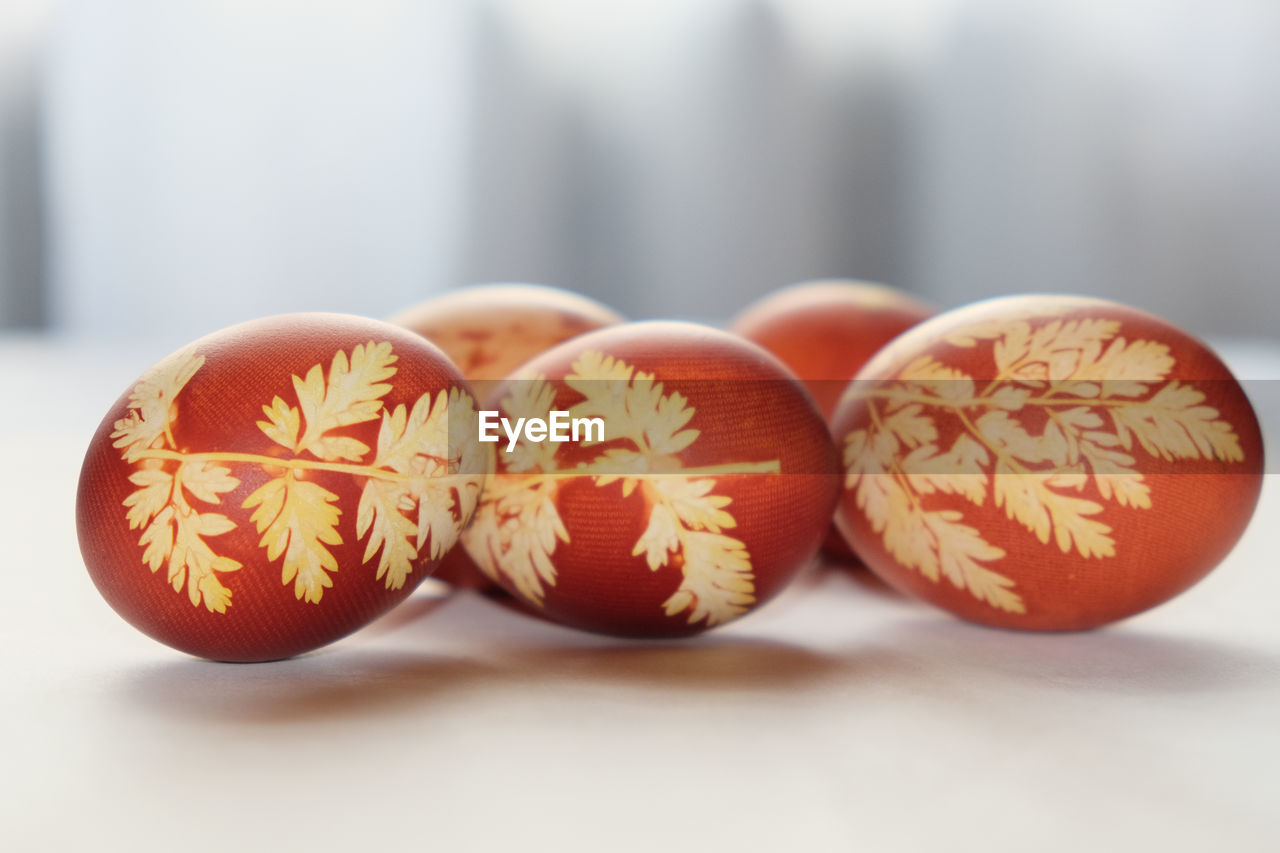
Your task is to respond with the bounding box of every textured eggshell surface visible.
[731,280,936,419]
[831,295,1265,631]
[77,314,488,661]
[389,283,624,382]
[462,321,842,638]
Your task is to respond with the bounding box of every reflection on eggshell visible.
[77,314,489,661]
[462,321,842,638]
[832,295,1264,630]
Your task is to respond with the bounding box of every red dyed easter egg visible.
[389,283,624,382]
[77,314,489,661]
[461,321,842,637]
[731,279,936,419]
[832,295,1264,630]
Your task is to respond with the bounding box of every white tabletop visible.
[2,333,1278,853]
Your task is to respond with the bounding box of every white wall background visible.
[2,0,1278,342]
[45,0,473,348]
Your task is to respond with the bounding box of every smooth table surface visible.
[2,334,1279,852]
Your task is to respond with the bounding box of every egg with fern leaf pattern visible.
[461,321,841,637]
[77,314,489,661]
[832,295,1264,630]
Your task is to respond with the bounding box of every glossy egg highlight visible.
[461,321,842,637]
[832,295,1264,630]
[77,313,488,661]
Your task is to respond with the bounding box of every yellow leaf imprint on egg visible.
[840,315,1246,614]
[462,351,779,628]
[115,344,486,610]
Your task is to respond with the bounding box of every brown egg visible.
[832,295,1265,630]
[77,314,489,661]
[461,321,841,638]
[388,283,624,381]
[731,279,936,419]
[732,279,936,561]
[390,283,624,589]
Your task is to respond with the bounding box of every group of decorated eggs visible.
[76,282,1265,661]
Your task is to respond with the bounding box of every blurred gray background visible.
[2,0,1278,347]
